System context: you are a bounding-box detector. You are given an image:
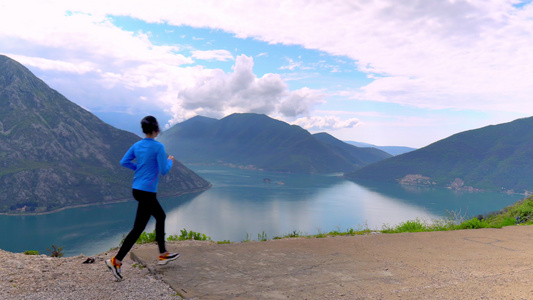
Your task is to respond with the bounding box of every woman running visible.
[106,116,180,281]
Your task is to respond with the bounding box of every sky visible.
[1,0,532,148]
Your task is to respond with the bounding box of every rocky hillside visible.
[0,55,210,213]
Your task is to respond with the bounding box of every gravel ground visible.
[0,248,180,300]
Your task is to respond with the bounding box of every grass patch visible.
[315,230,328,238]
[274,230,302,239]
[321,226,374,237]
[122,228,212,246]
[378,196,533,234]
[167,229,211,242]
[242,233,252,243]
[257,231,268,242]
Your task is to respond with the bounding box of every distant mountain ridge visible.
[0,55,210,213]
[346,117,533,193]
[158,113,391,174]
[344,141,416,156]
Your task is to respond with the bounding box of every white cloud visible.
[2,0,533,136]
[278,88,325,117]
[191,50,234,61]
[75,0,532,114]
[166,55,330,126]
[5,54,99,74]
[0,1,329,128]
[279,58,302,71]
[0,1,196,116]
[293,116,360,130]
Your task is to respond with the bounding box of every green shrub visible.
[137,230,157,244]
[327,230,342,237]
[47,245,63,258]
[427,219,454,231]
[382,219,428,233]
[499,217,517,227]
[516,198,533,220]
[257,232,267,241]
[345,228,357,236]
[481,196,533,227]
[119,230,157,246]
[454,217,490,230]
[315,230,328,238]
[274,230,302,239]
[242,233,251,242]
[24,250,39,255]
[167,229,211,241]
[120,229,212,245]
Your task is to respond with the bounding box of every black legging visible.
[116,189,167,261]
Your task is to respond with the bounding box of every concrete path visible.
[131,226,533,299]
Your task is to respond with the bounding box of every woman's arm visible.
[120,146,137,171]
[157,145,173,175]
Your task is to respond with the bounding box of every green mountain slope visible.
[0,55,210,213]
[159,113,391,174]
[313,133,392,168]
[345,117,533,193]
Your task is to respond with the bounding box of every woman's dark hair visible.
[141,116,160,134]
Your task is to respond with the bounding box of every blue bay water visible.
[0,165,524,256]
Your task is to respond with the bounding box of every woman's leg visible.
[150,195,167,254]
[115,190,152,261]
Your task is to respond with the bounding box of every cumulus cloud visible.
[170,55,320,122]
[179,55,287,115]
[293,116,360,130]
[278,88,325,117]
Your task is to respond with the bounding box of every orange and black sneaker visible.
[105,257,123,281]
[158,252,180,265]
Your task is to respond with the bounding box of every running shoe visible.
[158,252,181,265]
[105,257,123,281]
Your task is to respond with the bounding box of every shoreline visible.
[0,184,211,217]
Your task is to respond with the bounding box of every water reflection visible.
[162,167,439,242]
[353,179,524,217]
[0,166,524,256]
[0,192,198,256]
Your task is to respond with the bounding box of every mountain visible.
[345,117,533,193]
[0,55,210,213]
[312,133,393,167]
[344,141,416,156]
[158,113,392,174]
